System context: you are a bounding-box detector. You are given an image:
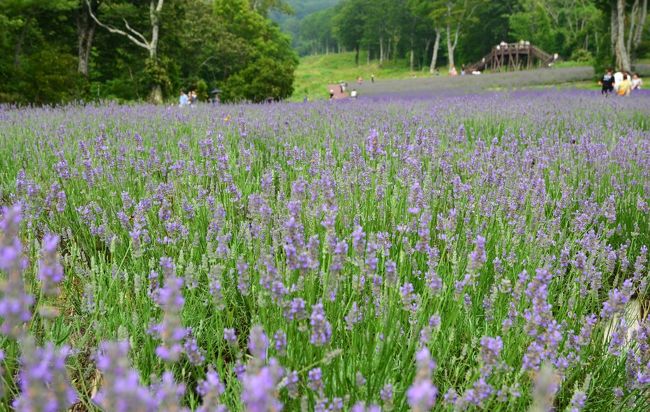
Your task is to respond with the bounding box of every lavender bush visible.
[0,89,649,410]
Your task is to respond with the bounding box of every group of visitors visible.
[600,68,643,96]
[448,65,481,76]
[356,74,375,84]
[179,90,199,107]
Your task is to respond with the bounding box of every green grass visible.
[291,52,596,100]
[291,51,447,100]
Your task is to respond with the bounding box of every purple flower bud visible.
[224,328,237,344]
[197,368,226,412]
[241,362,283,412]
[38,234,64,297]
[273,329,287,355]
[310,302,332,346]
[13,338,77,412]
[248,325,269,361]
[93,341,157,411]
[308,367,323,393]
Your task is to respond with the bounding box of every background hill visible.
[272,0,340,55]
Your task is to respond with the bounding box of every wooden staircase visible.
[466,42,559,73]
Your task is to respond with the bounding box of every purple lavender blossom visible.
[13,338,77,412]
[248,324,269,361]
[93,341,157,411]
[150,372,187,411]
[241,360,284,412]
[380,383,394,403]
[479,335,503,375]
[38,234,64,297]
[407,348,437,411]
[310,302,332,346]
[308,367,323,393]
[224,328,237,345]
[568,390,587,412]
[197,368,227,412]
[469,235,487,272]
[0,204,33,338]
[273,329,287,356]
[151,257,186,362]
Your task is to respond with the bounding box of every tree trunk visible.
[149,1,160,61]
[430,29,441,73]
[627,0,640,60]
[611,2,617,52]
[367,45,371,65]
[379,36,384,64]
[149,84,163,104]
[148,0,164,104]
[423,38,431,70]
[392,32,399,62]
[355,45,359,66]
[446,24,455,69]
[77,6,96,77]
[633,0,648,48]
[386,37,391,61]
[615,0,631,71]
[87,0,165,103]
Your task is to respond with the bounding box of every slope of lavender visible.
[0,90,649,411]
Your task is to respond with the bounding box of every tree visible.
[432,0,482,70]
[409,0,443,73]
[510,0,604,62]
[215,0,298,102]
[250,0,293,17]
[596,0,647,71]
[87,0,167,103]
[76,0,97,77]
[333,0,367,65]
[0,0,81,103]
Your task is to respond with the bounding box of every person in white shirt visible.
[631,73,643,90]
[613,70,624,92]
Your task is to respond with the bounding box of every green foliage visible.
[215,0,298,102]
[18,49,86,104]
[570,48,594,63]
[144,58,172,92]
[509,0,605,58]
[196,79,208,101]
[224,56,296,102]
[0,0,299,104]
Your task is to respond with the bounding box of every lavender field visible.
[0,90,649,411]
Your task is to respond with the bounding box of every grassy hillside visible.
[291,52,444,100]
[290,52,636,100]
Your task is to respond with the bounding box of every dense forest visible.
[0,0,648,104]
[292,0,649,73]
[0,0,298,104]
[271,0,340,54]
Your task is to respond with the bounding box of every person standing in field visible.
[449,66,458,76]
[613,69,624,92]
[631,73,643,90]
[371,74,375,83]
[600,68,615,96]
[617,73,632,96]
[179,90,189,107]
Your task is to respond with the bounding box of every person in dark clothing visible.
[600,68,615,96]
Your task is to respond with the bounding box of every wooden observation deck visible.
[466,42,559,72]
